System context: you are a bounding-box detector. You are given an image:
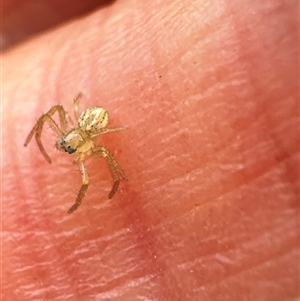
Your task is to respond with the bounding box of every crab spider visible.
[24,93,128,213]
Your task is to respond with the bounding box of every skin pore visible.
[2,0,298,300]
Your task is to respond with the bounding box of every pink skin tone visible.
[2,0,298,300]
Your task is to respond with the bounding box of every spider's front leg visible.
[68,161,89,214]
[73,92,83,121]
[93,146,128,199]
[24,105,69,163]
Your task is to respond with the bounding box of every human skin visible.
[2,0,298,300]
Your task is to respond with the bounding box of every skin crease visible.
[2,0,298,300]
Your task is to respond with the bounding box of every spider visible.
[24,93,128,214]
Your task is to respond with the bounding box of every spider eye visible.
[65,145,76,154]
[59,138,77,154]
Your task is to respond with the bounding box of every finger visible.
[2,0,298,300]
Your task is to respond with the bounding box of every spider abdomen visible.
[78,107,109,134]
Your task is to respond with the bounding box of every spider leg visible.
[68,161,89,214]
[26,113,62,163]
[91,126,128,138]
[24,105,69,163]
[56,106,69,133]
[73,92,83,121]
[93,146,128,199]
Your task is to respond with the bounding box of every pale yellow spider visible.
[24,93,128,213]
